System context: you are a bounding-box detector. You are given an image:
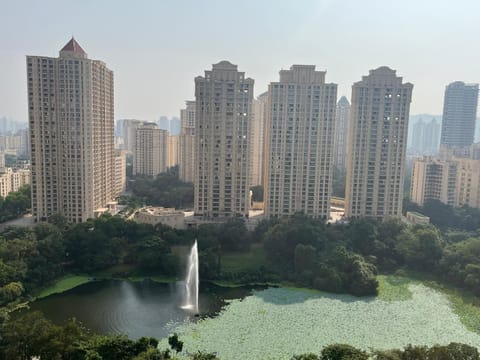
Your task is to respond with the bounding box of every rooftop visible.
[59,37,87,59]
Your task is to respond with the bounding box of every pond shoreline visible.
[30,273,480,336]
[35,273,178,299]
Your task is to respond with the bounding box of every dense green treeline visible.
[1,212,480,310]
[404,198,480,232]
[0,185,30,223]
[292,342,479,360]
[0,311,216,360]
[0,213,479,357]
[128,166,194,209]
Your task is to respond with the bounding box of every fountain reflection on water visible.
[181,240,199,314]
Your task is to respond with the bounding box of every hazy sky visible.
[1,0,479,121]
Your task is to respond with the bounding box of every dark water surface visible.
[26,280,257,339]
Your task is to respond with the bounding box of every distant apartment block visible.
[345,67,413,219]
[250,92,267,187]
[179,101,196,183]
[157,116,181,135]
[120,119,147,153]
[178,101,195,183]
[194,61,253,218]
[167,134,179,168]
[0,168,30,198]
[410,117,440,155]
[411,156,480,209]
[113,150,127,196]
[333,96,351,171]
[0,129,29,158]
[440,82,479,149]
[28,38,117,223]
[133,123,168,176]
[264,65,337,219]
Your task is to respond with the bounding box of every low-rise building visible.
[405,211,430,225]
[134,206,185,229]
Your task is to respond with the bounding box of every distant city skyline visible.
[2,0,480,121]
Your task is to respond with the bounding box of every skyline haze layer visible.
[1,0,479,121]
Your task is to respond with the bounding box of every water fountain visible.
[182,240,199,314]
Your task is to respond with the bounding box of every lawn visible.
[220,243,268,273]
[37,275,91,299]
[37,264,178,299]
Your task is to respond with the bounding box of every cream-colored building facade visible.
[113,150,127,196]
[27,38,116,223]
[133,123,168,176]
[194,61,253,218]
[167,134,179,168]
[333,96,351,171]
[179,101,196,183]
[134,206,185,229]
[345,67,413,219]
[0,168,31,198]
[249,93,267,187]
[411,156,480,208]
[264,65,337,219]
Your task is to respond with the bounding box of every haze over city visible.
[1,0,480,121]
[2,1,480,359]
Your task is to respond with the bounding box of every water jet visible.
[182,240,199,314]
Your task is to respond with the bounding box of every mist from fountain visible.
[182,240,199,314]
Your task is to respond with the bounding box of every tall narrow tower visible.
[440,81,479,149]
[27,38,115,223]
[249,92,267,187]
[333,96,351,171]
[194,61,254,218]
[179,100,196,183]
[345,67,413,219]
[264,65,337,219]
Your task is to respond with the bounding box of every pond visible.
[26,279,257,340]
[26,277,480,359]
[162,283,480,359]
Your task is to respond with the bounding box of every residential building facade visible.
[133,123,168,176]
[167,134,179,168]
[194,61,253,218]
[0,168,30,198]
[113,149,127,196]
[250,92,267,187]
[179,101,196,183]
[27,38,116,223]
[411,156,480,209]
[333,96,351,170]
[345,67,413,218]
[264,65,337,219]
[440,82,479,149]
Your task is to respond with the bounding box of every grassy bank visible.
[37,275,91,299]
[36,264,178,299]
[220,243,267,273]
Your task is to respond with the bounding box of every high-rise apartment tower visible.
[345,67,413,219]
[440,82,479,149]
[27,38,117,223]
[194,61,253,218]
[333,96,351,171]
[179,101,196,183]
[133,123,168,176]
[249,92,267,187]
[264,65,337,218]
